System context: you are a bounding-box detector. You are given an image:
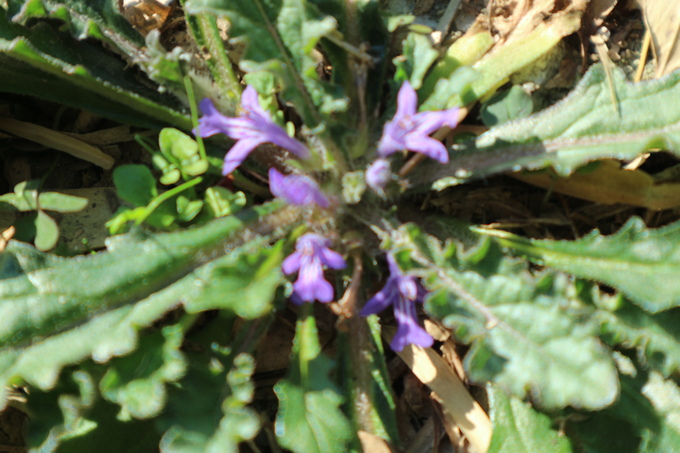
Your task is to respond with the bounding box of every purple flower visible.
[282,233,346,304]
[193,86,310,175]
[365,158,392,193]
[377,81,458,164]
[361,254,433,351]
[268,168,330,208]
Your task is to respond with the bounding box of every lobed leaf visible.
[274,310,352,453]
[487,384,572,453]
[385,224,619,409]
[186,0,347,126]
[485,217,680,312]
[6,0,143,55]
[0,202,298,408]
[0,9,190,129]
[567,370,680,453]
[158,345,261,453]
[596,301,680,377]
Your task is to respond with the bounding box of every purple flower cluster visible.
[360,254,433,351]
[195,83,447,350]
[282,233,346,304]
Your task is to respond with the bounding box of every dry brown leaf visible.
[0,117,114,169]
[641,0,680,77]
[0,226,15,253]
[384,327,492,453]
[513,159,680,210]
[488,0,587,43]
[119,0,174,36]
[357,431,395,453]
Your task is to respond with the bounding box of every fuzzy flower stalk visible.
[194,86,310,175]
[361,253,433,351]
[283,234,346,304]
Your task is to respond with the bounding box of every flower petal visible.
[412,108,459,136]
[194,99,245,138]
[292,258,334,303]
[240,85,269,119]
[222,138,264,175]
[263,124,310,159]
[282,251,302,274]
[395,81,417,121]
[360,280,398,316]
[391,295,434,351]
[404,135,449,163]
[319,248,346,269]
[268,168,330,208]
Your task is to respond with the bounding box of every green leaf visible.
[386,224,619,409]
[481,84,534,127]
[397,31,438,90]
[203,187,246,218]
[485,217,680,312]
[337,314,399,444]
[566,369,680,453]
[0,201,297,407]
[640,371,680,451]
[38,192,89,212]
[274,309,352,453]
[415,65,680,189]
[158,342,261,453]
[26,368,161,453]
[487,384,572,453]
[0,9,190,129]
[596,301,680,377]
[186,0,347,126]
[34,209,59,251]
[6,0,143,54]
[99,324,187,419]
[113,165,158,207]
[185,239,284,318]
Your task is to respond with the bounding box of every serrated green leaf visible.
[487,384,572,453]
[186,0,347,125]
[99,324,187,419]
[389,224,618,409]
[566,369,680,453]
[640,371,680,452]
[7,0,143,54]
[26,368,161,453]
[157,317,262,453]
[0,201,298,408]
[596,301,680,377]
[185,239,284,318]
[337,314,399,444]
[274,310,352,453]
[486,217,680,312]
[415,65,680,189]
[0,9,190,129]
